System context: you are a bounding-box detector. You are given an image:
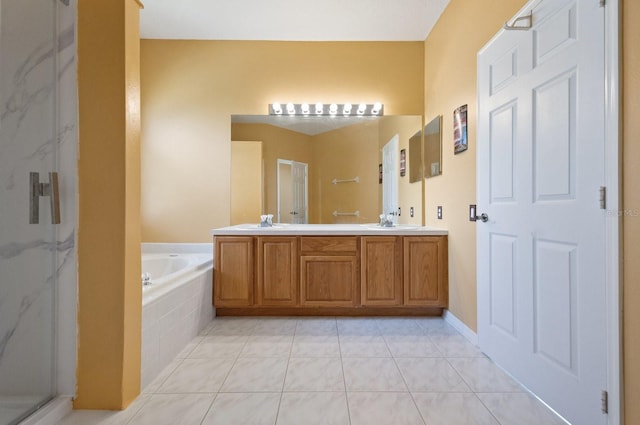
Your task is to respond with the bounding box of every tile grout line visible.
[336,318,354,425]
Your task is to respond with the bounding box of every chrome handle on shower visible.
[29,172,61,224]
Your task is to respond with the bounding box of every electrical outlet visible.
[437,206,443,219]
[410,207,414,217]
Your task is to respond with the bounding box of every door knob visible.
[476,213,489,223]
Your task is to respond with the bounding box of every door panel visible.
[478,1,607,424]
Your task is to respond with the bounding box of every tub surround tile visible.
[221,357,289,392]
[347,392,425,425]
[339,335,392,358]
[477,393,568,425]
[395,358,471,392]
[127,394,214,425]
[201,393,281,425]
[283,357,345,391]
[277,392,350,425]
[412,393,500,425]
[342,358,407,391]
[448,357,524,393]
[383,335,442,358]
[158,358,235,393]
[291,335,341,358]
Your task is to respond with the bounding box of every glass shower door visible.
[0,0,58,424]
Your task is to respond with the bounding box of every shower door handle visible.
[29,172,61,224]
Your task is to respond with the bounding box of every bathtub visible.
[140,244,214,390]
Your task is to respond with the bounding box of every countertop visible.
[211,223,448,236]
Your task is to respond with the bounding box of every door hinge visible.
[599,0,605,7]
[601,390,608,414]
[599,186,606,210]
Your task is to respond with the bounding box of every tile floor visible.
[56,317,567,425]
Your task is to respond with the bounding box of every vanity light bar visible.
[269,103,384,117]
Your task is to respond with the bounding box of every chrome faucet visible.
[379,214,395,227]
[142,272,152,286]
[260,214,274,227]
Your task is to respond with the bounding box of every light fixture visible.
[268,103,383,117]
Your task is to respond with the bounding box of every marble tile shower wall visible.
[0,0,78,398]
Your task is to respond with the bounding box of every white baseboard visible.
[443,309,478,346]
[19,397,72,425]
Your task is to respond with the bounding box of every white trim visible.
[18,397,72,425]
[604,0,622,424]
[443,309,478,346]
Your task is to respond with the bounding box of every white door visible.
[477,1,607,424]
[277,159,308,224]
[382,135,399,224]
[291,161,308,224]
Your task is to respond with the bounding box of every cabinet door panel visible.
[257,237,298,306]
[214,237,254,307]
[403,237,448,306]
[300,256,358,306]
[361,236,402,306]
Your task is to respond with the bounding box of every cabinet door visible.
[300,256,358,306]
[361,236,402,306]
[403,236,448,306]
[257,237,298,306]
[214,237,254,307]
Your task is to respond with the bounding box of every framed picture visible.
[400,149,406,177]
[379,163,383,184]
[453,104,468,154]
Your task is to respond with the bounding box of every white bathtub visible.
[140,244,214,390]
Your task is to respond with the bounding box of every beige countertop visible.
[211,223,448,236]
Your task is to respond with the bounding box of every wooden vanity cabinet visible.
[403,236,448,306]
[214,236,254,307]
[299,237,359,306]
[256,237,298,306]
[361,236,402,306]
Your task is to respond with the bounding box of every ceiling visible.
[140,0,451,41]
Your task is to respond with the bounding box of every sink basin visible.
[361,223,421,231]
[233,223,288,230]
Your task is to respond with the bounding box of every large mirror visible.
[230,115,422,224]
[423,115,442,178]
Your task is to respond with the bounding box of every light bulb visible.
[329,104,338,115]
[286,103,296,115]
[372,102,382,115]
[301,103,310,115]
[357,103,367,115]
[343,103,352,116]
[272,103,282,115]
[315,103,324,115]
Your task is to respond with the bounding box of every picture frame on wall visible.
[453,104,468,154]
[400,149,406,177]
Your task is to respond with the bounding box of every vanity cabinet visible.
[213,234,448,314]
[256,237,298,306]
[403,236,448,306]
[361,236,402,306]
[299,237,359,306]
[214,236,254,307]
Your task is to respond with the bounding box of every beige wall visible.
[76,0,142,409]
[230,141,262,225]
[423,0,526,331]
[623,0,639,421]
[379,116,424,225]
[141,41,424,241]
[313,121,380,223]
[231,124,314,222]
